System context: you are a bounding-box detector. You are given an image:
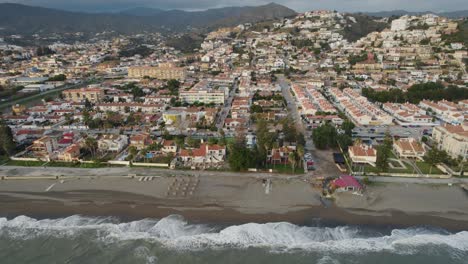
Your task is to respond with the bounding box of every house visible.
[393,138,426,160]
[267,146,296,165]
[348,143,377,167]
[97,134,128,153]
[57,143,81,162]
[332,175,363,192]
[30,136,58,161]
[179,144,226,165]
[130,133,152,150]
[161,139,178,154]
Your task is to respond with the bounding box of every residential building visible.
[393,138,426,160]
[57,143,81,162]
[432,124,468,159]
[63,87,105,103]
[348,143,377,166]
[128,63,186,80]
[30,136,58,161]
[97,134,128,153]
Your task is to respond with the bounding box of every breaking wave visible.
[0,215,467,254]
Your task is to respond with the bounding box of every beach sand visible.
[1,167,468,230]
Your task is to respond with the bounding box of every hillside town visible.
[0,10,467,181]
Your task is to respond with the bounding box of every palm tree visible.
[289,151,297,173]
[297,145,305,169]
[84,137,98,158]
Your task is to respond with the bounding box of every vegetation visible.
[227,136,258,171]
[424,147,449,174]
[47,74,67,82]
[348,52,368,65]
[442,20,468,46]
[36,46,55,56]
[362,82,468,104]
[312,123,352,150]
[119,45,153,58]
[166,34,204,53]
[0,122,15,157]
[342,14,389,42]
[375,134,393,172]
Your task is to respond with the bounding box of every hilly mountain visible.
[362,10,468,18]
[0,3,296,36]
[119,7,165,16]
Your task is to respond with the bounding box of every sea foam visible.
[0,215,467,254]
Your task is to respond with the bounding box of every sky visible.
[3,0,468,13]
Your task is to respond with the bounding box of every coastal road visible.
[0,81,94,112]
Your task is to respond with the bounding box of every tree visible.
[0,122,15,156]
[312,123,338,150]
[167,79,180,96]
[84,137,98,158]
[376,134,393,172]
[296,145,305,169]
[47,74,67,82]
[288,151,298,173]
[186,137,200,148]
[341,120,355,136]
[128,146,138,157]
[424,147,448,174]
[228,136,255,171]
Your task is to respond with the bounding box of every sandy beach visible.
[1,166,468,230]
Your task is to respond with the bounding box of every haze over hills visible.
[362,9,468,18]
[0,3,297,35]
[119,7,165,16]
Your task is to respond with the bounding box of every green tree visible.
[341,120,355,136]
[376,134,393,172]
[288,151,298,173]
[424,147,448,174]
[0,122,15,156]
[228,136,254,171]
[84,137,98,158]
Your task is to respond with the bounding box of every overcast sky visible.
[4,0,468,12]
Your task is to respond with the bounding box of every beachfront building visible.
[332,175,363,192]
[63,87,105,103]
[97,134,128,153]
[30,136,58,161]
[130,133,153,150]
[161,139,178,154]
[178,144,226,166]
[432,124,468,159]
[393,138,426,160]
[267,146,296,165]
[348,143,377,167]
[128,63,186,80]
[57,143,81,162]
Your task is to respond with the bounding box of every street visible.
[278,75,341,178]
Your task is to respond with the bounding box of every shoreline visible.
[1,190,468,232]
[0,167,468,231]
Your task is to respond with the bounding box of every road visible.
[278,76,304,134]
[215,81,237,129]
[278,76,341,178]
[0,81,93,112]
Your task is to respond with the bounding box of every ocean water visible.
[0,215,467,264]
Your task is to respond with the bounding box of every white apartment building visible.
[432,124,468,159]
